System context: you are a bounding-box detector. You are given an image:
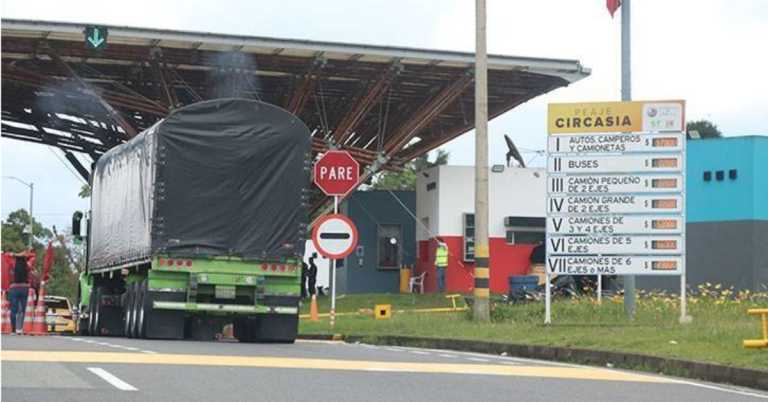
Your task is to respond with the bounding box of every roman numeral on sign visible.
[552,218,563,232]
[547,258,563,273]
[551,178,564,192]
[553,158,562,172]
[549,198,564,213]
[549,238,565,253]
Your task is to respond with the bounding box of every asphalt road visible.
[2,334,767,402]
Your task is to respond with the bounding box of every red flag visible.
[607,0,621,18]
[42,242,54,281]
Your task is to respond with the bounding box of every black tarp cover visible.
[89,99,311,270]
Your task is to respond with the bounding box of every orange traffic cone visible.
[21,288,36,334]
[30,286,49,336]
[309,294,319,322]
[1,292,12,334]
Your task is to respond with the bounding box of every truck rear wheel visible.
[89,287,102,336]
[135,280,148,339]
[123,285,135,338]
[129,282,141,338]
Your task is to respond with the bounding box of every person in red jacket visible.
[3,251,37,333]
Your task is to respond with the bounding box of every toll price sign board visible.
[547,256,683,276]
[548,235,684,255]
[548,174,683,195]
[547,215,683,235]
[549,154,683,174]
[548,133,683,154]
[548,195,683,215]
[546,100,686,277]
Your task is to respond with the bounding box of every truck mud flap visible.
[144,291,185,340]
[255,313,298,343]
[97,294,123,337]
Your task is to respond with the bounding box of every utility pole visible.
[4,176,35,250]
[621,0,635,320]
[473,0,490,322]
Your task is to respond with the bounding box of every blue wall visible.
[342,190,416,294]
[687,136,768,222]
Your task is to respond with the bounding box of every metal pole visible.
[330,195,338,328]
[597,274,602,305]
[680,270,688,324]
[680,147,690,324]
[545,272,551,324]
[28,183,34,250]
[473,0,490,322]
[621,0,635,320]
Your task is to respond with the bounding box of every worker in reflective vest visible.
[435,239,449,292]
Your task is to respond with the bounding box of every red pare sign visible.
[314,151,360,196]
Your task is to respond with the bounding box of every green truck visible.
[73,99,311,342]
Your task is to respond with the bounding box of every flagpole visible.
[620,0,636,320]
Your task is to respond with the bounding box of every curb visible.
[297,334,768,391]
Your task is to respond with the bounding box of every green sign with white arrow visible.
[84,26,108,50]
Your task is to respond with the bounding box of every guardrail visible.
[300,294,468,320]
[743,308,768,349]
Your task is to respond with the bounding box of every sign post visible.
[545,100,687,325]
[313,151,360,328]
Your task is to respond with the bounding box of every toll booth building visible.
[414,165,546,293]
[639,136,768,292]
[334,190,417,295]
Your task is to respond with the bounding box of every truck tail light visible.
[167,260,174,267]
[186,260,193,267]
[262,263,269,271]
[271,264,277,271]
[279,264,286,272]
[158,258,166,267]
[288,265,296,272]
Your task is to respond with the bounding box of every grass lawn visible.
[299,288,768,371]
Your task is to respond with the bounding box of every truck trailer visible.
[74,99,311,342]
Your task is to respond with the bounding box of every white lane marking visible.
[409,350,430,355]
[674,379,768,400]
[141,350,158,354]
[456,370,505,376]
[87,367,137,391]
[467,357,490,362]
[361,344,378,349]
[501,362,518,366]
[438,354,458,358]
[386,348,404,352]
[123,347,140,351]
[366,368,412,372]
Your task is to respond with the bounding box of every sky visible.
[2,0,768,231]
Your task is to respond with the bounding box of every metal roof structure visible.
[1,19,589,213]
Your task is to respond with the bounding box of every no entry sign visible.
[312,214,358,259]
[314,151,360,196]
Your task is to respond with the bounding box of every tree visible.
[371,149,449,191]
[1,209,51,252]
[687,120,722,139]
[78,184,91,198]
